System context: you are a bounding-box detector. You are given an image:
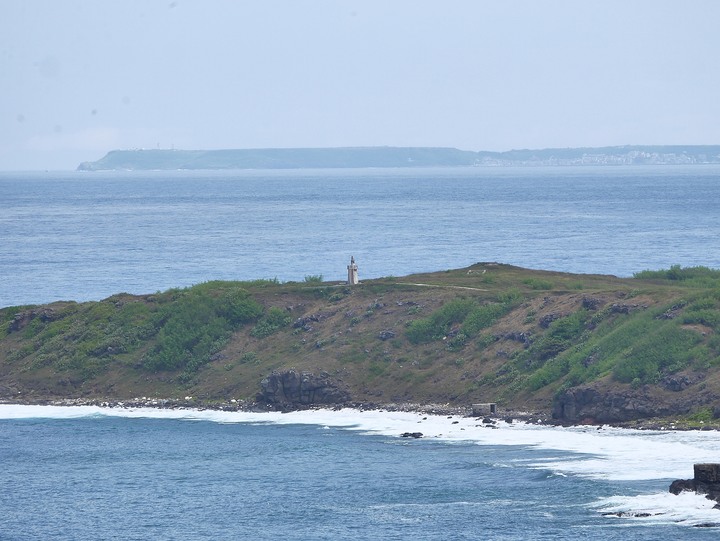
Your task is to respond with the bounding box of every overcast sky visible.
[2,0,719,170]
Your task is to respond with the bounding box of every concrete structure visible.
[347,256,358,285]
[472,403,497,416]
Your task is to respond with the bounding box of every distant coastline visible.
[77,145,720,171]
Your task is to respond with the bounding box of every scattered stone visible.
[601,512,655,518]
[662,375,694,392]
[378,330,396,341]
[8,308,57,332]
[539,313,560,328]
[400,432,423,438]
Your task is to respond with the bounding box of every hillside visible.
[2,263,720,425]
[76,145,720,171]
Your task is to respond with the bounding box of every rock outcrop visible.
[553,386,673,423]
[8,308,57,332]
[552,382,718,424]
[257,370,350,408]
[670,464,720,508]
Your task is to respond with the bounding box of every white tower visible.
[347,256,358,285]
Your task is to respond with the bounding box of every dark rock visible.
[670,464,720,506]
[582,297,604,310]
[670,478,696,495]
[656,302,687,320]
[8,308,57,332]
[539,313,560,328]
[293,312,328,330]
[257,370,350,407]
[609,303,646,315]
[662,375,693,392]
[400,432,423,438]
[601,512,655,518]
[552,386,675,424]
[505,331,532,347]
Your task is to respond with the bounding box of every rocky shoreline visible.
[6,395,720,432]
[1,395,554,423]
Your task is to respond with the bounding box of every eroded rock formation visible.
[257,370,350,408]
[670,464,720,508]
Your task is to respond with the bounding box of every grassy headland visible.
[2,263,720,425]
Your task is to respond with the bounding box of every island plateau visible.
[77,145,720,171]
[2,263,720,426]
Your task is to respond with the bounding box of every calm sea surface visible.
[1,165,719,307]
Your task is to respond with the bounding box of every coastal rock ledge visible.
[670,464,720,508]
[257,370,350,409]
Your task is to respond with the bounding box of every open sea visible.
[2,165,720,538]
[1,165,719,307]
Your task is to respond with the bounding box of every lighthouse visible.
[347,256,358,285]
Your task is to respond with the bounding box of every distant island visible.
[77,145,720,171]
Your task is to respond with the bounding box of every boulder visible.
[257,369,350,407]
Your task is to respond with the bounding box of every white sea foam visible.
[593,491,720,527]
[3,403,720,526]
[2,404,718,481]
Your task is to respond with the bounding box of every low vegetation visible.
[1,263,720,422]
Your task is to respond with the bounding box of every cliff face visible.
[2,263,720,424]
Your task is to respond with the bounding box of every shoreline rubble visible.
[3,395,719,431]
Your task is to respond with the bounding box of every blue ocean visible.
[2,405,720,539]
[2,166,720,538]
[1,165,719,307]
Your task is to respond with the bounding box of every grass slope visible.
[1,263,719,423]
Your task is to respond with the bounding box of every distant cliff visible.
[77,145,720,171]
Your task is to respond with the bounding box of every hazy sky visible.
[2,0,719,170]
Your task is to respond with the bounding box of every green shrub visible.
[522,312,586,368]
[406,298,475,344]
[634,265,720,287]
[497,288,523,304]
[523,278,553,290]
[143,286,262,372]
[304,274,323,283]
[220,288,264,325]
[612,324,701,384]
[251,307,292,338]
[240,351,258,364]
[462,303,508,336]
[683,309,720,329]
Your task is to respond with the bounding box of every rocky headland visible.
[2,263,720,427]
